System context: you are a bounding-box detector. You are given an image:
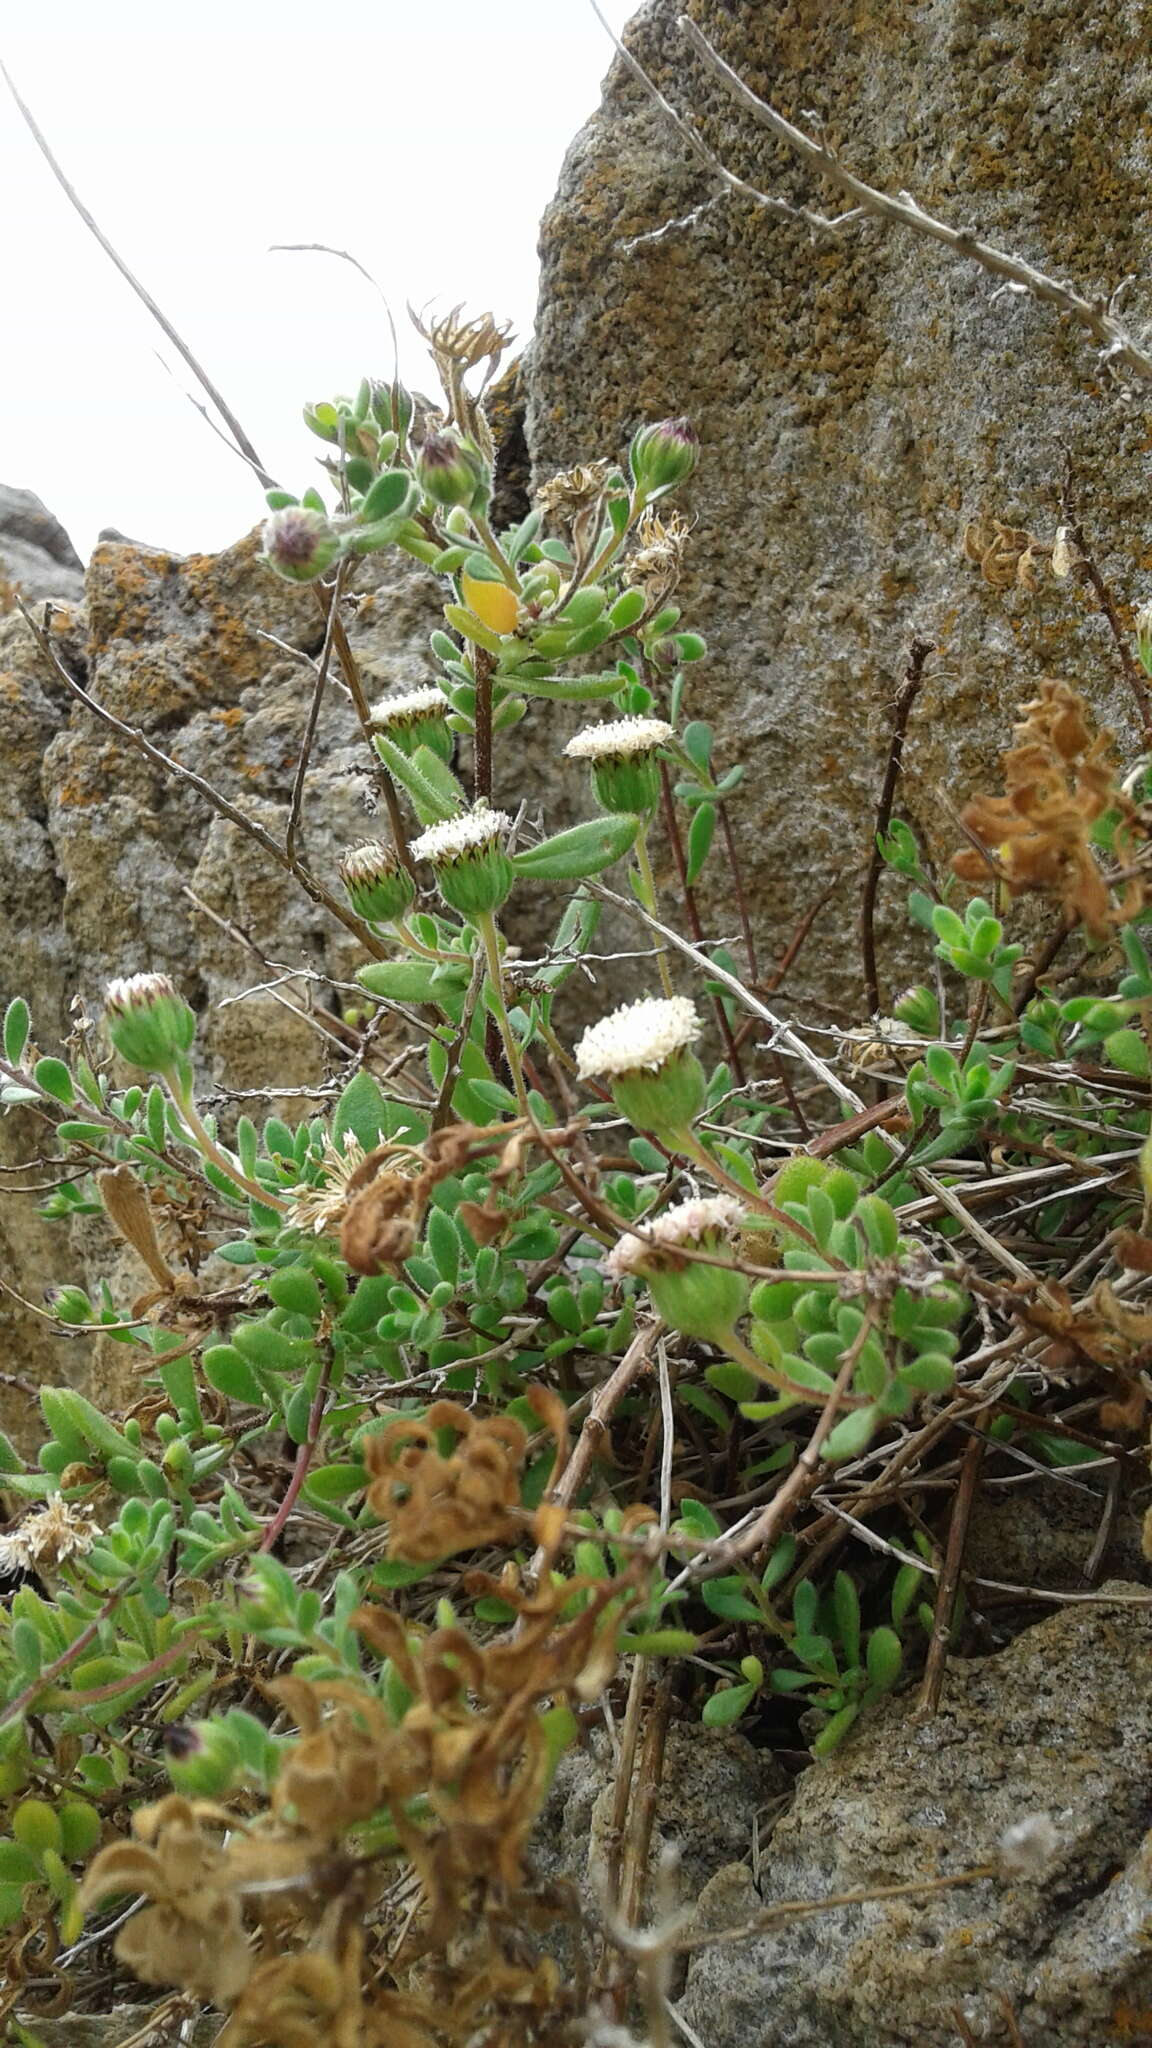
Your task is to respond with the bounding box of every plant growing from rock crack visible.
[0,302,1151,2041]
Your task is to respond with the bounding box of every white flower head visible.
[106,972,179,1010]
[605,1194,746,1280]
[340,839,401,881]
[565,718,674,762]
[368,687,447,726]
[410,809,513,865]
[575,996,701,1082]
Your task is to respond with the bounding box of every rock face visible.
[678,1588,1152,2048]
[0,535,443,1436]
[0,486,84,604]
[528,0,1152,1015]
[531,1721,788,1982]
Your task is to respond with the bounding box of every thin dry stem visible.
[676,16,1152,387]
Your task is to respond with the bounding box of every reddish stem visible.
[259,1354,336,1552]
[0,1590,122,1729]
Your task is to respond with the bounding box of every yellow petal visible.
[460,573,518,636]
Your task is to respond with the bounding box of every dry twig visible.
[675,16,1152,387]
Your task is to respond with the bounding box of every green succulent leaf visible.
[511,815,638,880]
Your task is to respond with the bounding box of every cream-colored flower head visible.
[575,996,700,1082]
[536,459,614,526]
[340,839,401,882]
[285,1132,367,1235]
[410,809,513,864]
[565,718,674,762]
[605,1194,745,1280]
[368,687,447,727]
[0,1499,98,1576]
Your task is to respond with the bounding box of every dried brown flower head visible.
[270,1678,392,1840]
[536,459,614,527]
[1023,1278,1152,1430]
[336,1122,532,1276]
[216,1950,363,2048]
[363,1400,529,1562]
[951,679,1145,937]
[0,1498,97,1577]
[410,304,514,452]
[284,1132,368,1236]
[964,515,1050,593]
[622,507,691,604]
[78,1796,251,2006]
[79,1442,654,2046]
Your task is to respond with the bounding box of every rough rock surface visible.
[533,1719,787,1907]
[528,0,1152,1015]
[0,534,443,1436]
[0,485,84,605]
[678,1587,1152,2047]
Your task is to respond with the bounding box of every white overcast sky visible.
[1,0,635,561]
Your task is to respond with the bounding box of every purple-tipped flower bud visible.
[339,840,417,925]
[164,1719,242,1797]
[629,417,698,499]
[104,974,196,1077]
[261,506,341,583]
[891,985,941,1036]
[416,431,488,511]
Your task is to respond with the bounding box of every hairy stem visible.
[632,826,674,996]
[860,639,932,1018]
[167,1081,288,1215]
[259,1353,336,1552]
[477,912,530,1115]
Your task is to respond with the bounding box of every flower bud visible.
[339,840,417,924]
[261,506,341,583]
[1136,601,1152,679]
[371,379,415,439]
[575,995,706,1148]
[564,717,674,815]
[890,985,941,1035]
[369,686,453,762]
[410,808,515,918]
[104,974,196,1077]
[605,1194,748,1344]
[417,431,488,511]
[629,417,698,499]
[164,1719,242,1798]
